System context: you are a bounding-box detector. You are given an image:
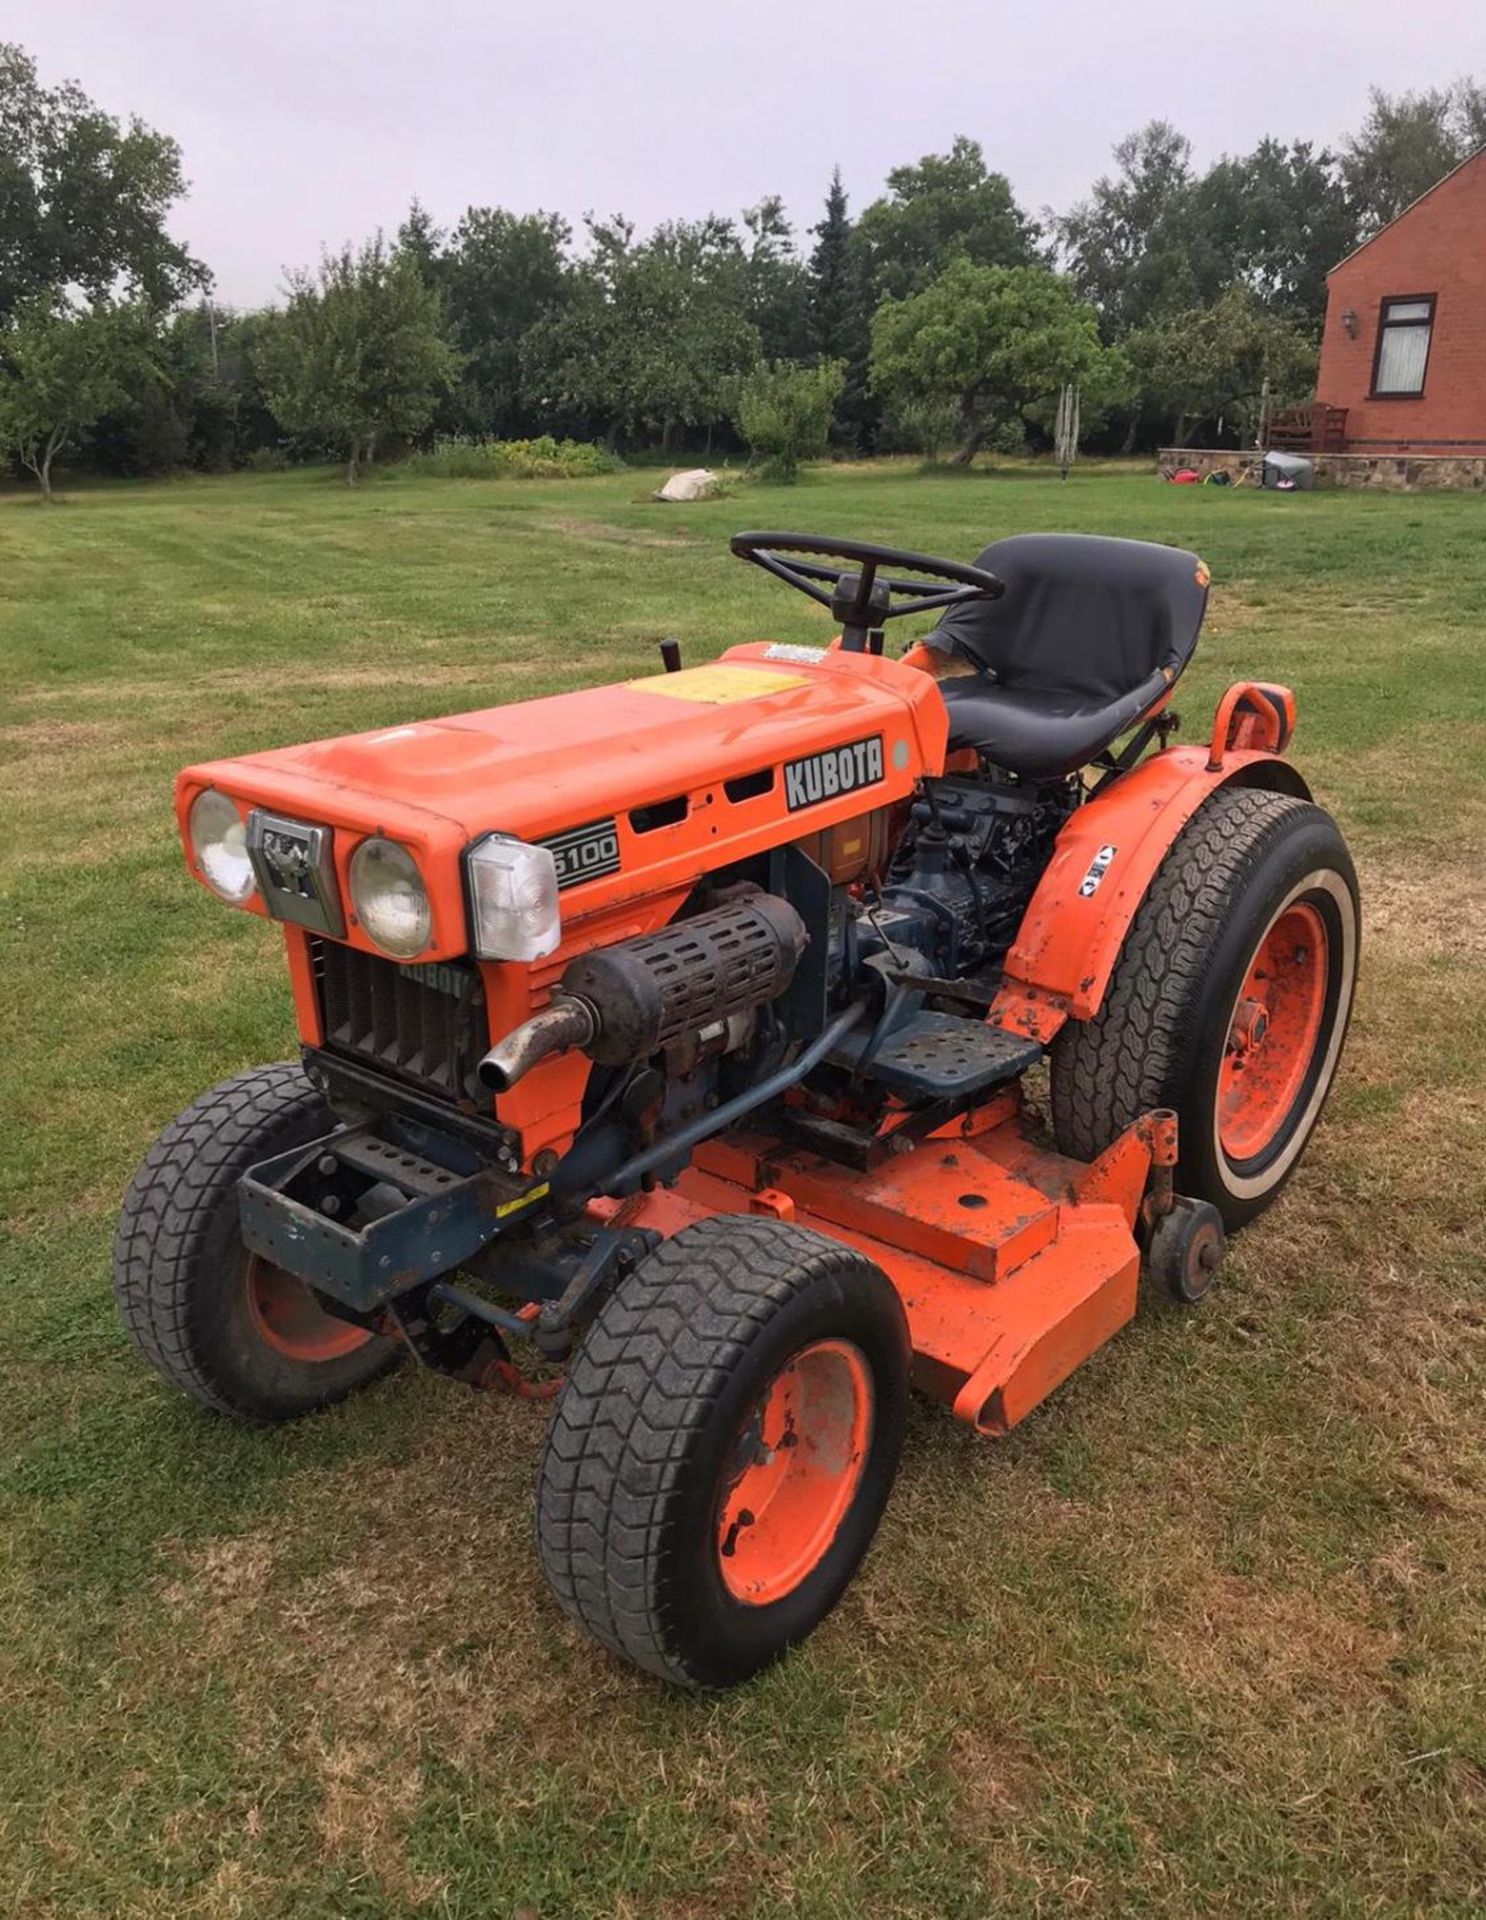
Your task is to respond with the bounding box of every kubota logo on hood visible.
[784,735,885,812]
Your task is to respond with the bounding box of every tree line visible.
[2,38,1484,492]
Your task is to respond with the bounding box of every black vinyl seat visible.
[925,533,1209,780]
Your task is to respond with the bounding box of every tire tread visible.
[112,1061,387,1421]
[536,1216,889,1687]
[1051,786,1332,1177]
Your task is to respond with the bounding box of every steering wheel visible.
[730,531,1004,653]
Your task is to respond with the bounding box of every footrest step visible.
[828,1011,1042,1100]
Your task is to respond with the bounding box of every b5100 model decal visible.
[541,818,621,888]
[784,735,885,812]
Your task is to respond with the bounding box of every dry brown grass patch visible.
[1159,1567,1399,1709]
[150,1398,660,1890]
[947,1724,1040,1825]
[1199,583,1266,637]
[543,515,698,549]
[1359,857,1486,963]
[312,1734,441,1905]
[0,717,122,757]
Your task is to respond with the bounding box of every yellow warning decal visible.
[495,1181,550,1219]
[626,664,809,704]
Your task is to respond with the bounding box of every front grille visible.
[311,939,487,1103]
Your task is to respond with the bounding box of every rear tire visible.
[536,1216,910,1690]
[1051,787,1359,1230]
[113,1063,399,1423]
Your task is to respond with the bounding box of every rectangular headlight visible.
[465,834,561,961]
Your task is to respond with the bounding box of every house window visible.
[1372,296,1434,396]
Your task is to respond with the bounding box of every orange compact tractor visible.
[116,532,1358,1687]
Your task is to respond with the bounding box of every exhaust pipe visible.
[478,890,807,1095]
[477,998,597,1093]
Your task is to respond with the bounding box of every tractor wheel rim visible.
[245,1253,371,1364]
[1218,901,1330,1163]
[717,1338,874,1608]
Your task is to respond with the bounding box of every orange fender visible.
[992,686,1309,1044]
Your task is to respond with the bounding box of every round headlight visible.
[349,836,432,958]
[188,789,256,903]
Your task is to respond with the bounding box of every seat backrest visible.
[926,533,1210,700]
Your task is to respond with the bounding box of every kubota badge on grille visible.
[246,809,345,937]
[540,817,621,889]
[784,735,885,812]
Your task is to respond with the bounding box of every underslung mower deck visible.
[605,1102,1187,1442]
[115,529,1358,1687]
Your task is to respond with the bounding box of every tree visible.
[808,167,874,447]
[522,216,759,450]
[742,196,812,362]
[856,138,1041,301]
[0,42,207,319]
[443,207,572,435]
[87,304,278,477]
[1055,121,1197,336]
[1343,80,1486,234]
[1123,286,1316,446]
[0,300,146,497]
[88,307,196,476]
[809,170,855,358]
[395,199,447,291]
[733,358,845,480]
[869,260,1119,464]
[255,237,458,483]
[1186,139,1357,327]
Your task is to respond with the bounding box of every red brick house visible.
[1316,145,1486,453]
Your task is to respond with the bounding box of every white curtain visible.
[1376,310,1431,394]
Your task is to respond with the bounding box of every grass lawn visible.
[1,461,1483,1918]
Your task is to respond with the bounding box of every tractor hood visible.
[176,643,949,960]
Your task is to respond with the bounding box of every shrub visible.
[242,444,288,473]
[398,435,618,480]
[732,360,845,483]
[877,396,964,461]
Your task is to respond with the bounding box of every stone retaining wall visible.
[1158,448,1486,491]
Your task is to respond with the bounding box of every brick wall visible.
[1317,149,1486,452]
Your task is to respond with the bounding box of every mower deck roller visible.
[118,525,1358,1689]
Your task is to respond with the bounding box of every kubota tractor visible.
[115,531,1358,1688]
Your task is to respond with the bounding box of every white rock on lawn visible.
[655,468,718,502]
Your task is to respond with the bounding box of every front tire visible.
[1051,788,1359,1230]
[536,1216,910,1690]
[113,1063,399,1423]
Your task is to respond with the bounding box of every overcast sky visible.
[12,1,1486,307]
